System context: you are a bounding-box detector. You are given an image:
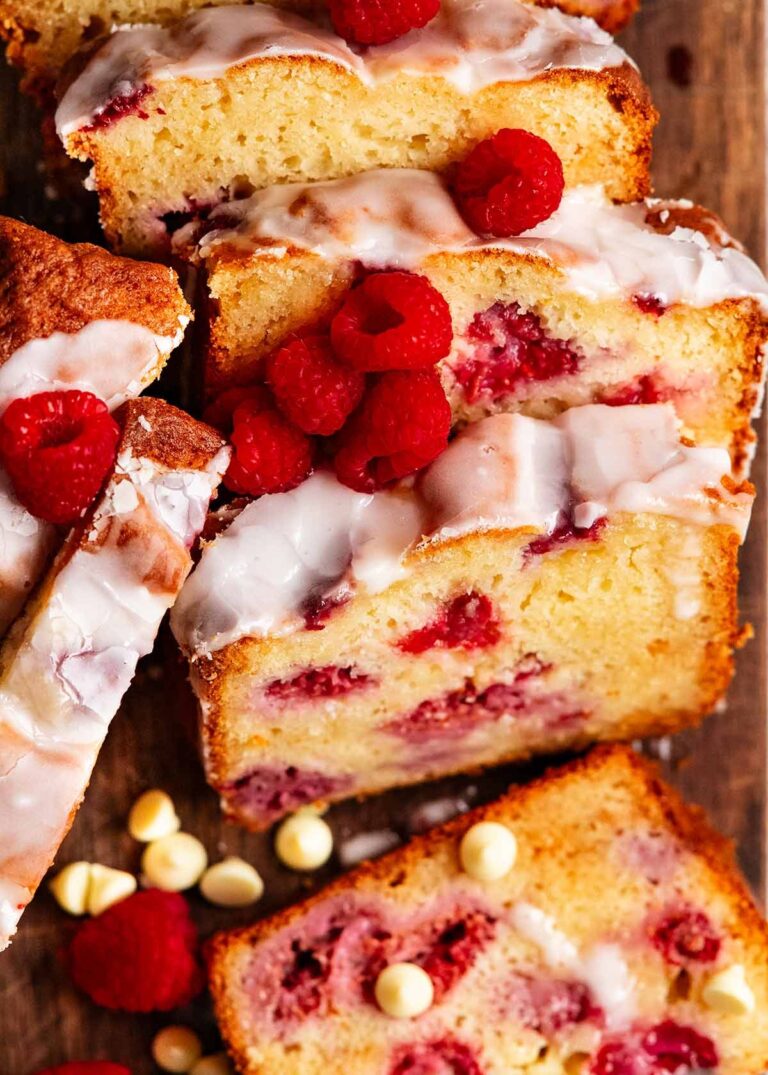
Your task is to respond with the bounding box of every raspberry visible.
[225,397,314,496]
[642,1021,718,1071]
[202,385,270,434]
[266,335,365,435]
[452,129,565,237]
[397,592,501,654]
[32,1066,131,1075]
[389,1038,484,1075]
[329,0,440,46]
[265,665,374,701]
[331,272,453,372]
[590,1043,653,1075]
[0,390,119,526]
[456,301,581,402]
[66,889,204,1012]
[650,910,721,966]
[333,370,450,492]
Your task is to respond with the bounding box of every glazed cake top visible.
[56,0,631,136]
[171,403,753,657]
[178,171,768,312]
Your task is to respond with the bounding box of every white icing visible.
[185,171,768,313]
[171,404,751,657]
[0,319,183,635]
[171,471,428,655]
[56,0,629,137]
[511,902,636,1030]
[0,438,226,950]
[0,320,174,411]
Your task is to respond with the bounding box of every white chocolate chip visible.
[275,811,333,871]
[129,789,181,842]
[49,861,92,916]
[374,963,434,1018]
[459,821,518,882]
[702,964,755,1015]
[87,864,137,916]
[200,857,264,907]
[152,1026,203,1073]
[142,832,208,892]
[190,1055,233,1075]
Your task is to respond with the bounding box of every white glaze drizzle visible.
[0,319,185,635]
[171,404,751,657]
[0,438,227,949]
[510,902,636,1030]
[56,0,629,137]
[185,171,768,312]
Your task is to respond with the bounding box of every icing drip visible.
[184,171,768,312]
[56,0,629,136]
[0,319,182,635]
[0,440,226,949]
[171,404,751,657]
[511,903,636,1030]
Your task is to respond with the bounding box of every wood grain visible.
[0,1,766,1071]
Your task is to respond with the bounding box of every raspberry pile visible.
[66,889,204,1012]
[452,128,565,237]
[206,271,454,497]
[328,0,440,46]
[0,390,120,526]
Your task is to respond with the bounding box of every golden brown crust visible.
[0,214,190,360]
[208,745,768,1073]
[115,396,227,472]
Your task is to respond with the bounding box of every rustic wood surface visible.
[0,1,766,1071]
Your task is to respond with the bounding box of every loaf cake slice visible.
[0,215,190,634]
[180,170,768,473]
[0,397,229,951]
[171,404,752,831]
[0,0,639,99]
[209,745,768,1074]
[55,0,655,254]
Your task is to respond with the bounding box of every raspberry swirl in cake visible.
[55,0,630,136]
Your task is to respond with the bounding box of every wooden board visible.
[0,1,766,1070]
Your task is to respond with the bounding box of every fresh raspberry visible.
[650,910,721,966]
[452,129,565,237]
[32,1066,131,1075]
[331,272,453,372]
[642,1021,718,1071]
[266,335,365,435]
[67,890,204,1012]
[329,0,440,46]
[333,370,450,492]
[0,390,119,526]
[202,385,270,434]
[225,396,314,496]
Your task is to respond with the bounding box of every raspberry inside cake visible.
[0,398,228,949]
[179,170,768,474]
[171,404,753,829]
[209,746,768,1074]
[54,0,655,253]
